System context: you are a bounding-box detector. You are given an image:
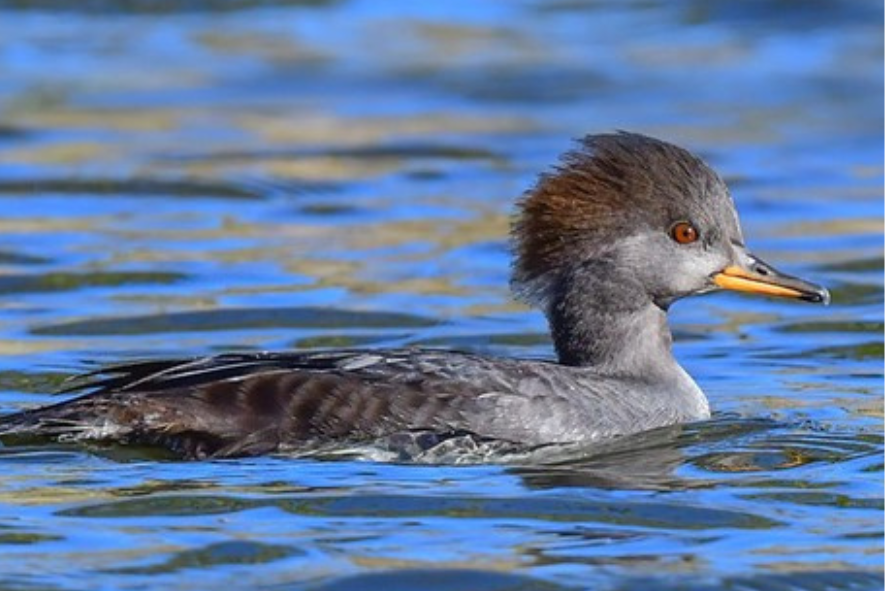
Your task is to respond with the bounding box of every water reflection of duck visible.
[0,132,829,459]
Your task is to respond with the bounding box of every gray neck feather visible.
[545,260,675,376]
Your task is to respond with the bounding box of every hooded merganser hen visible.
[0,132,829,459]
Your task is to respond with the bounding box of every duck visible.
[0,132,829,459]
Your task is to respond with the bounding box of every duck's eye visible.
[670,221,699,245]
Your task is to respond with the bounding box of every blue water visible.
[0,1,882,589]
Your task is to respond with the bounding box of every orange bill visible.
[713,261,829,304]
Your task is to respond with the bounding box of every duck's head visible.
[511,132,829,314]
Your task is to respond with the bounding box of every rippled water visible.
[0,1,882,589]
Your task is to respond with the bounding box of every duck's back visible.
[0,349,560,458]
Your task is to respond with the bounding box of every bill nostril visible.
[753,263,771,277]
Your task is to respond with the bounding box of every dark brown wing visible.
[0,349,491,458]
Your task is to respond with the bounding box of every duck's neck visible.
[545,261,676,376]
